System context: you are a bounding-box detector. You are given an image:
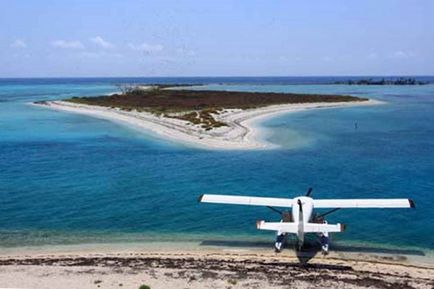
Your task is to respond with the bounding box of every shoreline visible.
[1,240,432,265]
[33,99,382,150]
[0,242,432,289]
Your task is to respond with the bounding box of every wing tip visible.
[198,194,204,203]
[409,199,415,208]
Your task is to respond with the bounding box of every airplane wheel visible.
[274,242,282,253]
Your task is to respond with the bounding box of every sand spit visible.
[34,99,381,150]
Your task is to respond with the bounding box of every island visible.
[34,86,377,149]
[333,77,428,85]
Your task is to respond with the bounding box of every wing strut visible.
[318,208,341,218]
[267,206,283,215]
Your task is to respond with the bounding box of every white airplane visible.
[199,188,415,254]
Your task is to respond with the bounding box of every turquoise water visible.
[0,78,433,253]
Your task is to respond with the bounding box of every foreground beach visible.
[34,99,380,149]
[0,243,432,289]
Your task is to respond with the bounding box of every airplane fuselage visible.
[291,196,314,248]
[261,196,336,252]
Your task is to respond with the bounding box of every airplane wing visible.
[313,199,415,208]
[199,194,292,207]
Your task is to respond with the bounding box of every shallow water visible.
[0,77,433,255]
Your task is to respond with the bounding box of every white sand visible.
[0,243,432,289]
[34,99,381,150]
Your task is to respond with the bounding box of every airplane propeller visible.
[267,187,313,218]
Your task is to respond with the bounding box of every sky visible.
[0,0,433,77]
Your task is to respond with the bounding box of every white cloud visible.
[51,40,85,49]
[77,51,123,59]
[90,36,113,49]
[389,50,415,59]
[128,42,164,53]
[11,39,27,48]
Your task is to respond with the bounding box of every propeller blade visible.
[306,187,313,196]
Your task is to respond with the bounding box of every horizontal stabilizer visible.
[256,220,298,233]
[199,194,292,207]
[304,223,344,233]
[313,199,414,209]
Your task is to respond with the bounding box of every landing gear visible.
[318,230,329,255]
[274,233,287,253]
[312,215,330,255]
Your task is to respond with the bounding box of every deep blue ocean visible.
[0,77,433,254]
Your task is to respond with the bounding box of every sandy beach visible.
[33,99,381,150]
[0,243,432,289]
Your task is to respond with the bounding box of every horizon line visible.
[1,74,434,80]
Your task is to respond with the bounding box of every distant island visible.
[34,85,376,149]
[63,85,366,129]
[333,77,428,85]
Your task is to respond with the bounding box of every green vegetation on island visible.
[334,77,427,85]
[64,85,368,130]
